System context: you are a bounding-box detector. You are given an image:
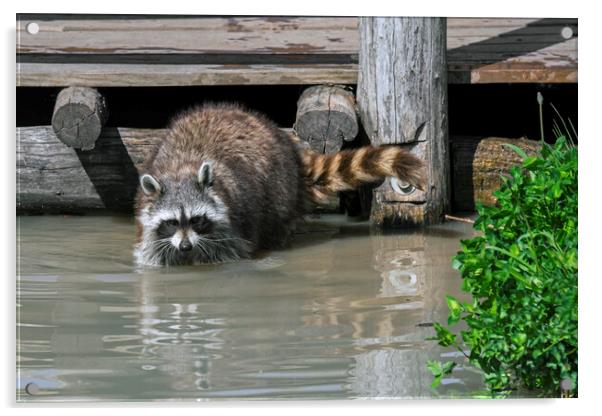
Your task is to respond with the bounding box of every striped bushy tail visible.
[301,146,426,204]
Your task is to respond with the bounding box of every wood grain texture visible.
[16,17,359,55]
[446,17,578,84]
[451,136,542,211]
[357,17,450,227]
[17,126,296,213]
[16,16,577,86]
[17,63,359,86]
[51,86,108,150]
[16,126,537,214]
[295,85,358,154]
[17,126,160,213]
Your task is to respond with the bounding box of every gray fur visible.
[133,103,425,266]
[134,103,307,266]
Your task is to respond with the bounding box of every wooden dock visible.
[16,15,578,217]
[17,16,577,86]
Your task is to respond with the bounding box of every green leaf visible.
[446,295,464,326]
[512,333,527,346]
[427,360,442,376]
[429,131,577,397]
[427,361,456,389]
[502,143,529,159]
[433,322,457,347]
[431,375,442,389]
[442,361,457,375]
[523,156,543,169]
[452,257,463,270]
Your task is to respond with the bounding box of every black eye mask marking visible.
[190,215,213,235]
[156,219,179,239]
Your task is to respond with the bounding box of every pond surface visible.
[17,214,485,402]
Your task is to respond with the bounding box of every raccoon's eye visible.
[165,219,179,227]
[190,215,212,234]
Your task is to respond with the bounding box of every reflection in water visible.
[136,285,219,392]
[17,215,483,401]
[350,231,442,398]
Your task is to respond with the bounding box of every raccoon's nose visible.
[179,240,192,252]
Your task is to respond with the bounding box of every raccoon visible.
[134,103,425,266]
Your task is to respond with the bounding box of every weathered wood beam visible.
[17,63,359,87]
[17,126,291,214]
[295,85,358,154]
[17,126,158,213]
[16,17,359,56]
[16,126,541,214]
[51,87,108,150]
[16,17,577,86]
[357,17,450,227]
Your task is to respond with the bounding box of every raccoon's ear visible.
[140,173,162,196]
[198,161,214,188]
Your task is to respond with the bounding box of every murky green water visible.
[17,215,485,402]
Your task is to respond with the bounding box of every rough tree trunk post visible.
[295,85,358,154]
[51,86,108,150]
[357,17,449,226]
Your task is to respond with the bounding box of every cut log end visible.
[452,136,542,210]
[51,87,108,150]
[295,85,358,154]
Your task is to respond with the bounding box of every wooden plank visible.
[17,16,575,55]
[16,17,578,86]
[446,17,577,28]
[17,63,359,87]
[446,17,577,84]
[447,40,577,54]
[16,16,359,33]
[449,65,577,84]
[16,17,359,55]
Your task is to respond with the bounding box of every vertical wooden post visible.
[357,17,450,226]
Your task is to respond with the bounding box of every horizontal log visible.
[451,136,542,211]
[17,126,159,213]
[15,127,546,214]
[17,126,292,213]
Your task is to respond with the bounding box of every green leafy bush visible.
[429,136,578,397]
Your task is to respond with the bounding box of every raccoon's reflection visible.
[136,274,224,392]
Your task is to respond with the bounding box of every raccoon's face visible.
[154,207,214,255]
[135,161,250,266]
